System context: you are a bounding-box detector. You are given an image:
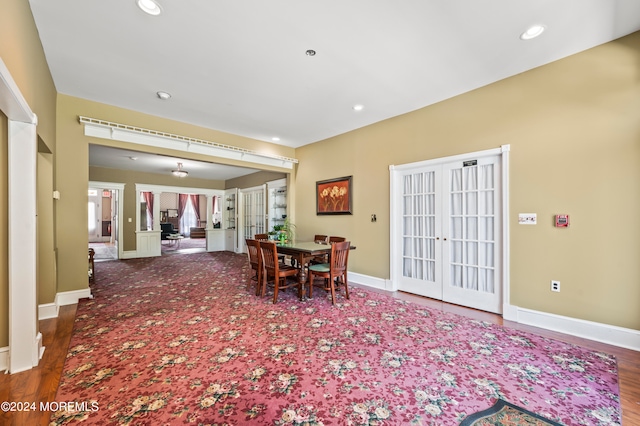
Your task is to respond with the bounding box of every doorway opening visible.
[88,184,123,261]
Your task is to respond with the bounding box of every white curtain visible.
[402,171,436,281]
[450,164,494,293]
[179,196,199,237]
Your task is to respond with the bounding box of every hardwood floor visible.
[1,289,638,425]
[0,305,76,426]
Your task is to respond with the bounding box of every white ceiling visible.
[89,145,259,181]
[29,0,640,176]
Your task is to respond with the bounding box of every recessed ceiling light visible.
[272,137,280,142]
[520,24,545,40]
[353,104,364,111]
[129,156,138,161]
[305,49,316,56]
[137,0,162,16]
[157,91,171,100]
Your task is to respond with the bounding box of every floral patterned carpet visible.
[51,251,621,425]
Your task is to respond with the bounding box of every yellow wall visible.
[0,0,58,347]
[226,171,287,190]
[295,32,640,330]
[56,95,294,293]
[38,150,56,304]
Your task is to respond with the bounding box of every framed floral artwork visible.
[316,176,353,215]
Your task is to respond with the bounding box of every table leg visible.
[296,254,313,301]
[298,265,308,301]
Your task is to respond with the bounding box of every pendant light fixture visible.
[172,162,188,178]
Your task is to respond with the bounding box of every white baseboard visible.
[39,302,59,320]
[349,272,393,291]
[120,250,138,259]
[0,346,7,373]
[509,306,640,352]
[55,288,92,306]
[38,288,93,321]
[33,332,43,366]
[351,272,640,352]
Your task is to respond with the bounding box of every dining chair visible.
[245,239,263,296]
[328,236,346,244]
[310,234,329,264]
[308,240,350,305]
[255,233,286,263]
[88,248,95,283]
[259,240,301,303]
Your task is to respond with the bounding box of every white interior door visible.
[88,189,102,243]
[240,186,266,243]
[398,167,443,300]
[442,156,502,313]
[393,150,504,314]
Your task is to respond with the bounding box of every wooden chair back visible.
[259,240,300,303]
[254,233,269,241]
[245,239,263,295]
[314,234,328,244]
[260,240,279,272]
[329,240,350,273]
[329,236,346,244]
[308,240,351,305]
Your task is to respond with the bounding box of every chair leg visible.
[254,276,259,296]
[343,272,349,300]
[272,278,280,304]
[329,274,336,305]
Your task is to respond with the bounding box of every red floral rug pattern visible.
[51,252,621,425]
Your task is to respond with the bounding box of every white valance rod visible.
[79,116,298,169]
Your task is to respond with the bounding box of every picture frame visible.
[316,176,353,215]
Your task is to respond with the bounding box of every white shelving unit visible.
[224,188,237,251]
[267,178,287,232]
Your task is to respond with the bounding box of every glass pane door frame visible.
[390,145,511,314]
[238,184,267,250]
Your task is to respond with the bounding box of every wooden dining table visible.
[275,241,355,300]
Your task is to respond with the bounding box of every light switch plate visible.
[518,213,537,225]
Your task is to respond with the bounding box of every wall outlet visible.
[551,280,560,292]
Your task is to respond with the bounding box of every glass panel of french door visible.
[397,168,442,299]
[242,188,266,240]
[442,155,501,313]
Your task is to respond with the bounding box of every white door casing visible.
[1,58,41,373]
[238,185,266,250]
[390,146,510,314]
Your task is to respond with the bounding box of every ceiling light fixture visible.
[137,0,162,15]
[272,137,280,142]
[353,104,364,111]
[157,91,171,100]
[171,162,188,177]
[305,49,316,56]
[520,24,545,40]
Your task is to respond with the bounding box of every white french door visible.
[239,186,266,244]
[392,148,506,314]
